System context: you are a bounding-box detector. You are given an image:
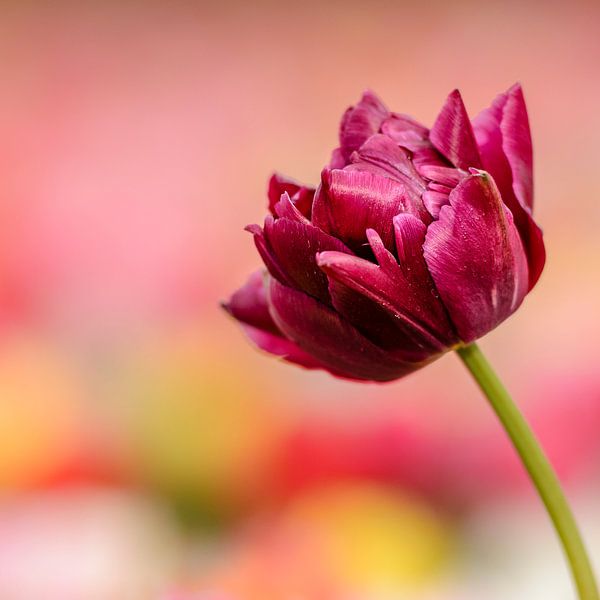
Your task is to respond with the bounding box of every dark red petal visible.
[268,278,420,382]
[312,169,424,254]
[222,270,278,334]
[317,221,457,350]
[430,90,483,171]
[392,215,458,344]
[263,216,353,304]
[246,223,295,288]
[423,171,529,342]
[241,324,326,370]
[223,271,326,371]
[317,250,446,360]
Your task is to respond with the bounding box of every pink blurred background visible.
[1,1,600,598]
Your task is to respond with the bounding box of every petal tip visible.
[244,223,262,235]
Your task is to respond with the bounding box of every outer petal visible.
[246,223,295,288]
[502,84,534,211]
[223,271,326,370]
[222,270,279,334]
[337,91,389,163]
[267,173,315,218]
[423,171,529,342]
[257,216,353,304]
[268,278,420,382]
[430,90,482,171]
[312,169,424,254]
[472,84,544,289]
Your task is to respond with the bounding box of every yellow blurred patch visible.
[117,330,286,520]
[283,482,455,592]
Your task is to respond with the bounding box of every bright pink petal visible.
[268,278,419,382]
[423,171,529,342]
[430,90,482,171]
[312,169,424,254]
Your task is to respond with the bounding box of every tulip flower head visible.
[224,85,545,382]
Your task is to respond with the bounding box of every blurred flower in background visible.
[1,1,600,599]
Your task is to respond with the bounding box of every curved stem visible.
[457,342,598,600]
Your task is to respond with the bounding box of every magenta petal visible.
[347,133,427,195]
[501,84,534,211]
[267,173,314,218]
[422,191,449,218]
[381,113,429,143]
[337,91,389,163]
[223,270,279,334]
[316,250,446,360]
[381,113,429,141]
[263,216,353,304]
[417,165,465,187]
[268,173,301,213]
[430,90,482,171]
[242,325,326,370]
[246,223,295,288]
[312,169,423,253]
[473,85,545,289]
[274,192,311,224]
[472,92,513,201]
[268,279,419,382]
[392,214,458,344]
[423,171,529,342]
[223,271,325,370]
[317,221,457,349]
[517,214,545,290]
[328,147,346,169]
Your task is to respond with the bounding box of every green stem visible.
[456,342,598,600]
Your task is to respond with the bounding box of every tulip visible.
[224,84,544,382]
[223,86,600,599]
